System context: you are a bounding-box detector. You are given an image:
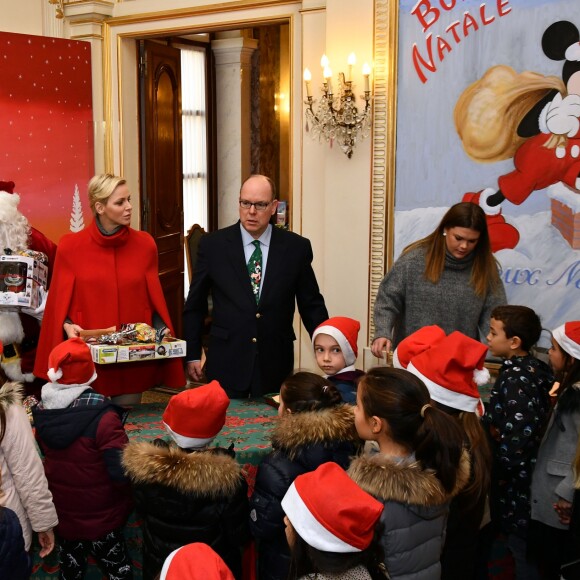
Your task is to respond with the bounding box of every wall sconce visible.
[303,53,372,159]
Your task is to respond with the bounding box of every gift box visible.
[0,254,48,308]
[88,337,186,365]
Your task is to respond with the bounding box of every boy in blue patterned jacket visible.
[485,305,554,579]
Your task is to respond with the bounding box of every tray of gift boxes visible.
[0,250,48,308]
[83,323,186,365]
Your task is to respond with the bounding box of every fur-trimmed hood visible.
[0,381,24,412]
[272,404,360,455]
[122,440,243,498]
[348,449,471,508]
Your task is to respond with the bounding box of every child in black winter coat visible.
[249,371,361,580]
[122,381,249,580]
[485,305,553,578]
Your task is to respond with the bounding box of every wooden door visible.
[140,40,184,338]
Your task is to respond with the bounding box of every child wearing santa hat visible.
[250,371,360,580]
[529,321,580,578]
[32,337,133,579]
[122,381,249,580]
[312,317,365,404]
[281,462,386,580]
[348,366,470,579]
[159,543,235,580]
[401,329,494,578]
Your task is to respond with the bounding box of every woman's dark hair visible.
[281,371,343,413]
[287,523,386,580]
[551,337,580,411]
[491,305,542,352]
[358,367,464,493]
[403,202,501,298]
[433,401,491,508]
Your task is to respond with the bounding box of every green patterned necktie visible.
[247,240,262,303]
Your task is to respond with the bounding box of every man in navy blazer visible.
[183,175,328,397]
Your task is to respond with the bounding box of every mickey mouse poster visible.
[395,0,580,330]
[456,20,580,253]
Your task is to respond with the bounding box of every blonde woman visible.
[34,174,185,404]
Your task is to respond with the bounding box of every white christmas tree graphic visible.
[69,184,85,232]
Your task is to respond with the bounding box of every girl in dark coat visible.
[122,381,249,580]
[402,329,493,579]
[249,371,361,580]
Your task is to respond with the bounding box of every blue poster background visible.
[394,0,580,333]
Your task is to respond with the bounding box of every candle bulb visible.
[362,62,371,93]
[347,52,356,82]
[303,68,312,98]
[323,66,333,94]
[320,54,329,69]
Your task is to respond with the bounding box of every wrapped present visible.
[0,252,48,308]
[84,323,186,365]
[88,337,186,365]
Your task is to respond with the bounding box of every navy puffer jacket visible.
[249,404,360,580]
[0,506,31,580]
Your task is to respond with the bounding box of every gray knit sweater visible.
[373,246,506,347]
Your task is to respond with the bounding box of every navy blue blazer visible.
[183,222,328,395]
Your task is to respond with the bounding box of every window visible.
[181,46,208,287]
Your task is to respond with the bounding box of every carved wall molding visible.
[368,0,397,341]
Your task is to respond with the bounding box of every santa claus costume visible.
[0,180,57,395]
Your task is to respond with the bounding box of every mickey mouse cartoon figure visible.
[455,20,580,252]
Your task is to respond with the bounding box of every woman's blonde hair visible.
[404,202,501,298]
[88,174,126,214]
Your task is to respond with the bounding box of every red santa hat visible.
[160,543,234,580]
[312,317,360,367]
[407,331,489,415]
[47,337,97,387]
[0,181,15,194]
[552,321,580,360]
[162,381,229,449]
[392,325,446,369]
[281,462,383,553]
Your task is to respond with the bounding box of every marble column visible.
[211,37,258,228]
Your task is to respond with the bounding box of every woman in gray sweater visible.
[371,202,506,357]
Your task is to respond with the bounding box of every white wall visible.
[300,0,374,369]
[0,0,44,35]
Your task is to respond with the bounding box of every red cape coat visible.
[34,221,185,396]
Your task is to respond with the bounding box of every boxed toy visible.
[89,337,186,365]
[0,254,48,308]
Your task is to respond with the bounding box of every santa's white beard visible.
[0,310,24,344]
[0,192,30,253]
